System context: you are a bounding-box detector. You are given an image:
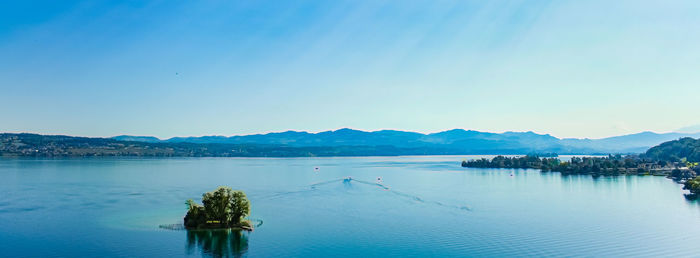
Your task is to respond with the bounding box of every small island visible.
[184,186,253,231]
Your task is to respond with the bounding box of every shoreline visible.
[0,154,609,160]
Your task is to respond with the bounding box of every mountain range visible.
[113,129,700,154]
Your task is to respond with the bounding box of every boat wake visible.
[350,178,472,211]
[265,177,472,212]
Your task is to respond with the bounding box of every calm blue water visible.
[1,156,699,257]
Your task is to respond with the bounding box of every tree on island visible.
[184,186,251,230]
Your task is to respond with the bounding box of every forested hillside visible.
[644,137,700,162]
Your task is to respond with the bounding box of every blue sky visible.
[1,0,699,139]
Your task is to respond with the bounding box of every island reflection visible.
[186,229,248,257]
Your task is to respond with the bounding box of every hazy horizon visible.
[2,1,700,139]
[4,125,700,141]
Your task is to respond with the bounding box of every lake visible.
[1,156,699,257]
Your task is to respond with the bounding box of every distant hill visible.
[644,137,700,162]
[676,124,700,134]
[0,133,431,157]
[2,130,700,157]
[114,129,700,154]
[560,131,700,154]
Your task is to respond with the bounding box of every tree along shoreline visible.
[461,155,700,197]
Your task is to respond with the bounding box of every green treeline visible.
[462,155,656,175]
[684,177,700,196]
[644,137,700,162]
[462,137,700,197]
[462,155,700,197]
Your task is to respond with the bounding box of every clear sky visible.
[1,0,699,139]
